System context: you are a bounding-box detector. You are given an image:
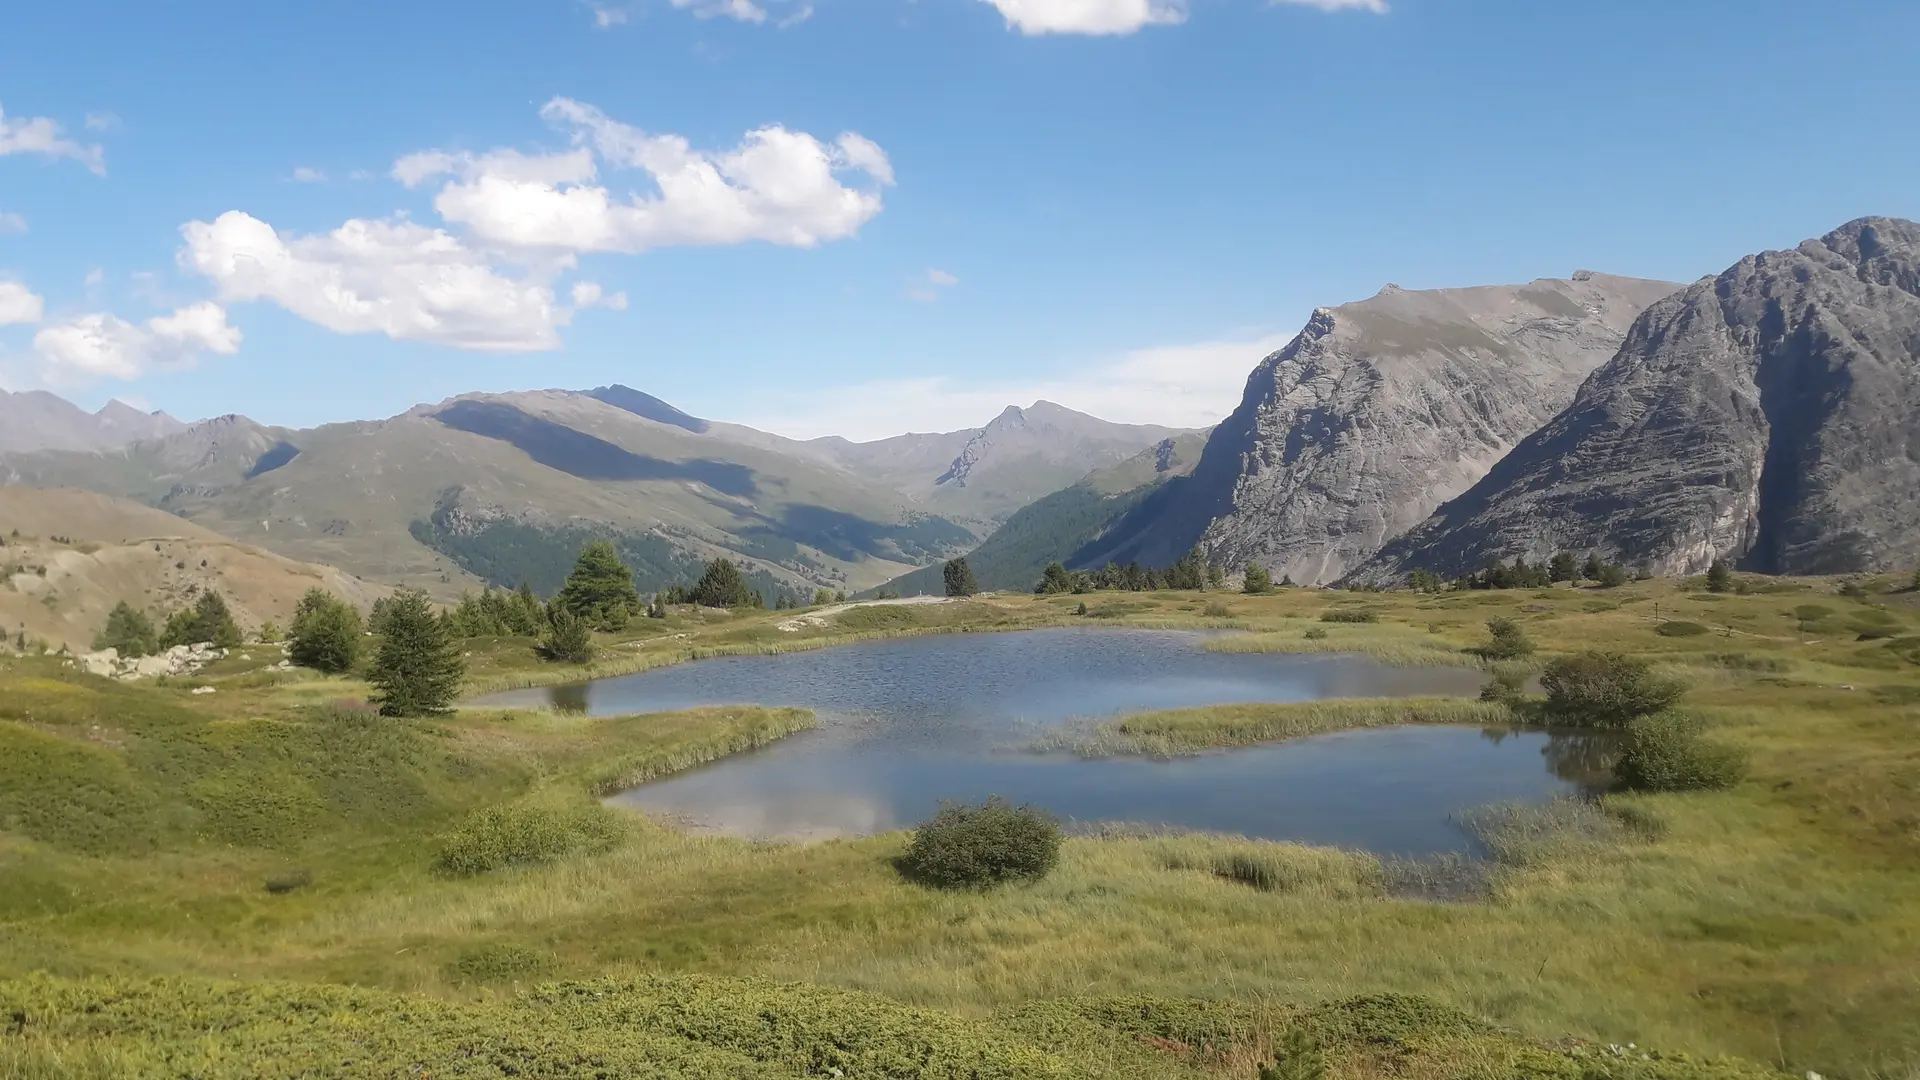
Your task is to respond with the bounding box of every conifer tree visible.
[1706,557,1733,593]
[1035,562,1074,595]
[538,604,593,663]
[367,590,464,717]
[288,588,363,674]
[1580,553,1604,582]
[688,557,755,607]
[1548,552,1578,583]
[161,590,242,649]
[942,557,978,597]
[93,601,158,657]
[555,539,640,629]
[1243,563,1272,595]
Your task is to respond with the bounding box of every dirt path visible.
[776,595,953,632]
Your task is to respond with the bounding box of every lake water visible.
[478,628,1603,856]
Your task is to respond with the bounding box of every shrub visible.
[1243,563,1272,595]
[538,605,594,663]
[434,803,621,876]
[1319,610,1379,624]
[1477,617,1533,660]
[1478,665,1528,704]
[897,796,1061,889]
[367,590,464,717]
[1203,600,1232,618]
[288,588,363,674]
[450,943,550,981]
[93,601,158,657]
[942,557,978,598]
[1303,627,1329,641]
[1656,621,1710,637]
[1595,563,1631,588]
[1074,601,1088,616]
[1261,1027,1327,1080]
[1539,651,1684,728]
[1615,713,1750,792]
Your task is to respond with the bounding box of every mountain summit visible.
[1361,217,1920,580]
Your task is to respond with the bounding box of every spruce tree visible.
[539,604,594,663]
[1580,553,1604,583]
[1243,563,1272,595]
[93,601,158,657]
[288,588,363,674]
[367,590,464,717]
[1548,552,1578,583]
[555,540,640,629]
[942,557,978,597]
[1706,557,1733,593]
[688,557,754,607]
[161,591,242,649]
[1035,562,1073,595]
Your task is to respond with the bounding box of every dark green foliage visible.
[1616,713,1750,792]
[1074,601,1088,616]
[1303,627,1328,640]
[1539,651,1685,728]
[1162,547,1207,590]
[648,593,668,619]
[92,601,157,657]
[367,590,465,718]
[539,605,594,664]
[1405,568,1444,593]
[898,796,1061,890]
[1596,562,1631,588]
[1260,1028,1326,1080]
[160,590,242,649]
[434,802,621,876]
[1705,558,1733,593]
[287,588,363,674]
[943,557,979,598]
[1478,617,1533,660]
[256,620,281,644]
[689,557,756,608]
[555,540,640,630]
[1548,552,1578,583]
[1479,665,1529,704]
[1657,621,1710,637]
[1244,563,1272,595]
[1458,557,1551,590]
[1319,610,1379,624]
[450,943,551,981]
[1206,563,1226,589]
[1035,562,1074,595]
[451,585,546,637]
[1581,553,1604,581]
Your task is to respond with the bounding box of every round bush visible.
[1539,651,1684,728]
[898,796,1061,889]
[434,803,620,876]
[1616,713,1750,792]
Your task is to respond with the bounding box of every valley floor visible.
[3,577,1918,1077]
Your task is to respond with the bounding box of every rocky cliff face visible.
[1080,273,1678,582]
[1359,217,1920,581]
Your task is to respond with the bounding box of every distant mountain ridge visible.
[1359,217,1920,581]
[0,390,187,454]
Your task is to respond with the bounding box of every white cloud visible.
[84,112,119,131]
[730,331,1296,441]
[927,268,959,287]
[1279,0,1387,10]
[909,267,959,302]
[672,0,769,20]
[0,211,24,235]
[83,267,105,288]
[399,98,892,255]
[570,280,629,310]
[981,0,1186,35]
[0,280,44,325]
[179,210,568,351]
[586,1,631,26]
[0,105,106,174]
[290,166,328,182]
[31,302,240,382]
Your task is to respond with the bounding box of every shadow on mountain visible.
[243,441,302,479]
[586,385,711,434]
[738,505,975,563]
[434,400,754,496]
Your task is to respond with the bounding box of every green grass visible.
[1046,697,1512,755]
[3,577,1920,1077]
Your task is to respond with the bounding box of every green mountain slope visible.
[874,432,1208,596]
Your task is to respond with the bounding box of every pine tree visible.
[93,601,158,657]
[1580,553,1604,583]
[288,588,363,674]
[366,590,463,717]
[1035,562,1074,595]
[539,604,594,663]
[688,557,755,607]
[1260,1028,1325,1080]
[1206,563,1226,589]
[943,557,979,597]
[1164,547,1207,590]
[1549,552,1578,583]
[161,591,242,649]
[1706,557,1733,593]
[1243,563,1272,595]
[553,540,639,629]
[647,593,668,619]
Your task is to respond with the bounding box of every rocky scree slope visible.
[1078,273,1679,583]
[1360,217,1920,581]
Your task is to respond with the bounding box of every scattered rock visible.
[70,641,228,681]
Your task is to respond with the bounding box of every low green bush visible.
[1539,651,1684,728]
[1318,610,1379,624]
[1477,617,1534,659]
[1202,601,1232,618]
[1656,621,1710,637]
[434,802,622,876]
[450,942,550,981]
[897,796,1061,889]
[1303,628,1329,641]
[1615,713,1749,793]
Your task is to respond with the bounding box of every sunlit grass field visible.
[3,573,1918,1076]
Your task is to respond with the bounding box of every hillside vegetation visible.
[2,571,1918,1077]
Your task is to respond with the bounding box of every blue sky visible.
[2,0,1916,440]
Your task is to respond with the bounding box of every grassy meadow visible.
[3,573,1918,1077]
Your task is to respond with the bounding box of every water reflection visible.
[476,628,1592,857]
[1479,728,1621,793]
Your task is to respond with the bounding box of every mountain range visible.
[4,216,1913,605]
